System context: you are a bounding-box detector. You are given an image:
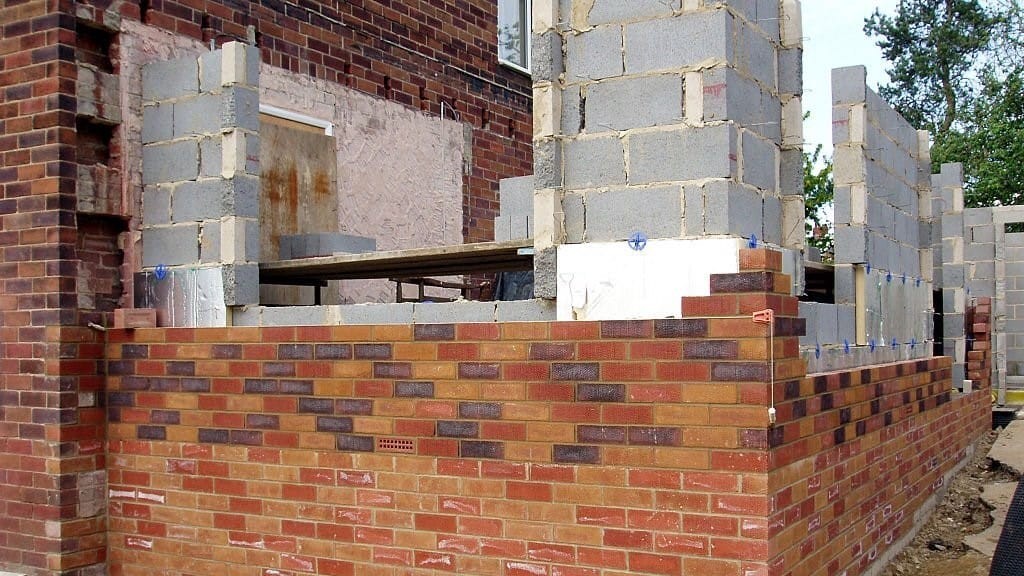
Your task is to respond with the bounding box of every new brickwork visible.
[966,297,993,389]
[96,250,987,576]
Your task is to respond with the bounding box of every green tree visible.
[804,144,834,261]
[865,0,1024,207]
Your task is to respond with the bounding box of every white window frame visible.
[498,0,532,75]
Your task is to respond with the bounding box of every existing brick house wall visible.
[98,251,991,576]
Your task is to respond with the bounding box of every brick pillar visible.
[1,2,108,574]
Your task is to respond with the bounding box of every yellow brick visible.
[412,361,457,380]
[654,405,709,425]
[526,422,574,443]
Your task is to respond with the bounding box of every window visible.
[498,0,531,73]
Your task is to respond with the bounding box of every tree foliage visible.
[865,0,1024,207]
[804,144,834,261]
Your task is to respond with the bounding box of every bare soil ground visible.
[882,429,1019,576]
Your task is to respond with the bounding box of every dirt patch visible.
[882,429,1019,576]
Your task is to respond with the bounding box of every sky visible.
[801,0,901,158]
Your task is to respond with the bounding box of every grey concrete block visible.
[564,136,625,188]
[244,218,260,262]
[531,31,563,82]
[230,174,260,218]
[533,139,563,189]
[142,224,199,267]
[222,263,258,306]
[533,247,557,299]
[142,56,199,102]
[142,103,172,144]
[279,233,376,258]
[831,66,867,105]
[245,132,260,175]
[200,136,223,178]
[682,185,705,236]
[837,305,856,343]
[834,225,867,264]
[778,48,802,95]
[566,25,624,81]
[499,175,535,217]
[199,220,221,263]
[971,225,995,244]
[833,186,852,226]
[562,84,582,136]
[221,86,260,132]
[585,74,683,132]
[964,208,993,227]
[143,185,171,225]
[339,303,415,325]
[799,301,818,346]
[414,301,497,323]
[174,93,221,137]
[172,179,228,222]
[588,0,677,26]
[762,194,781,245]
[941,213,963,239]
[736,17,777,90]
[965,242,995,261]
[495,299,556,322]
[261,305,330,326]
[563,192,585,243]
[741,130,777,192]
[704,180,763,238]
[624,10,728,74]
[628,124,736,185]
[199,49,222,92]
[142,140,199,185]
[780,149,803,196]
[727,0,781,41]
[585,185,682,242]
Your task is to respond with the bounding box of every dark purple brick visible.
[230,430,263,446]
[458,363,500,379]
[576,383,625,402]
[108,392,135,407]
[395,381,434,398]
[438,421,479,438]
[337,435,375,452]
[460,441,504,459]
[783,380,800,400]
[151,410,180,425]
[529,343,575,360]
[354,344,393,359]
[821,393,834,411]
[198,428,230,443]
[107,407,121,422]
[122,345,149,359]
[683,340,739,360]
[107,361,135,375]
[280,380,314,395]
[600,320,652,339]
[739,429,768,449]
[336,399,373,415]
[278,344,314,360]
[813,376,827,394]
[856,421,867,436]
[578,425,627,444]
[246,414,280,429]
[150,378,181,392]
[833,427,846,445]
[792,399,807,418]
[769,426,785,448]
[459,402,501,420]
[709,271,774,293]
[299,397,335,414]
[120,377,150,391]
[167,361,195,376]
[317,416,354,433]
[774,317,806,337]
[553,445,600,464]
[211,344,242,359]
[711,363,768,383]
[373,362,412,379]
[628,427,680,446]
[551,363,599,381]
[181,378,210,392]
[264,362,296,377]
[654,319,707,338]
[316,344,352,360]
[137,425,166,440]
[244,379,278,394]
[414,324,455,341]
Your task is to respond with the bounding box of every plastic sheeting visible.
[134,268,228,327]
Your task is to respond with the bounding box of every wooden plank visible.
[259,240,533,283]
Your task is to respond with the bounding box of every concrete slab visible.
[965,482,1018,558]
[989,419,1024,476]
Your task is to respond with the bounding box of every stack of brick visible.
[531,0,805,295]
[966,297,993,390]
[140,42,261,308]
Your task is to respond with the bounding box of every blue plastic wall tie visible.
[901,274,907,285]
[866,263,872,275]
[155,264,168,280]
[886,271,892,283]
[748,234,758,249]
[628,232,648,251]
[916,277,922,287]
[869,339,876,352]
[910,338,917,349]
[891,338,899,350]
[815,344,821,359]
[844,339,850,354]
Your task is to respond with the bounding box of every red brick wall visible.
[76,0,534,244]
[0,1,109,574]
[966,297,992,389]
